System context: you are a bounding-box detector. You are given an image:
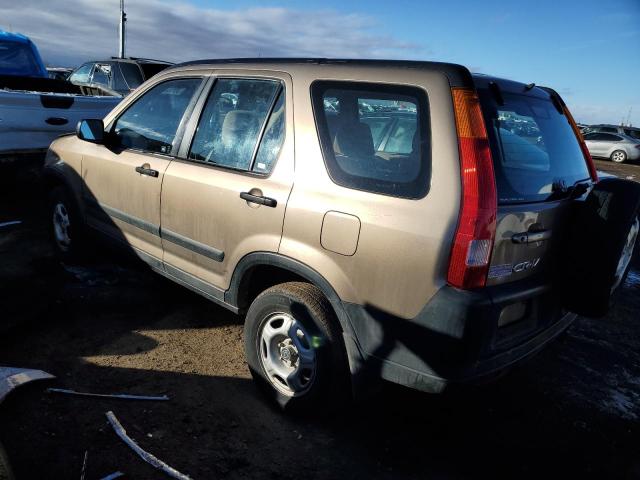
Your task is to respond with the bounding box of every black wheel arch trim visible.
[43,166,85,219]
[227,252,369,397]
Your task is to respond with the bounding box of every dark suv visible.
[68,57,173,96]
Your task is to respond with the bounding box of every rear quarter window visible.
[311,81,431,199]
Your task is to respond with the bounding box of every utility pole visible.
[118,0,127,59]
[625,107,632,127]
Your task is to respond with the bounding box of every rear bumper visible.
[343,280,575,393]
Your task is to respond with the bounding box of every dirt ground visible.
[0,157,639,479]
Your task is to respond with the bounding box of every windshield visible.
[0,40,42,76]
[477,89,590,204]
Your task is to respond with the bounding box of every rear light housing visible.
[447,88,497,290]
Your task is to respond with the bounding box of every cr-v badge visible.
[488,258,541,278]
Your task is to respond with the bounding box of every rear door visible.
[475,80,592,287]
[160,71,293,295]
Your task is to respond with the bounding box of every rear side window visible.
[119,62,144,89]
[90,63,112,87]
[477,89,590,204]
[189,78,283,172]
[140,63,170,80]
[311,81,431,199]
[112,78,201,154]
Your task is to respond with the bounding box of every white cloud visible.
[0,0,421,66]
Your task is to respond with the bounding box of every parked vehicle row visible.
[68,57,173,96]
[0,30,121,161]
[44,59,640,413]
[579,123,640,163]
[584,132,640,163]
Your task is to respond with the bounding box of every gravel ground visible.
[0,158,639,479]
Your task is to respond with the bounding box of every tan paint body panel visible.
[278,65,461,318]
[49,62,462,320]
[160,70,295,290]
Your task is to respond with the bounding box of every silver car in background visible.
[583,132,640,163]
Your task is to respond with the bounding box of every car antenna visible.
[524,83,535,91]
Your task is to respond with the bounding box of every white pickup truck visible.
[0,30,121,161]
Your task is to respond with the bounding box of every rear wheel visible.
[611,150,627,163]
[244,282,350,413]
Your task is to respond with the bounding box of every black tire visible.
[558,178,640,317]
[48,186,85,261]
[243,282,350,413]
[0,441,14,480]
[610,150,627,163]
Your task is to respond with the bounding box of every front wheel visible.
[611,150,627,163]
[243,282,350,413]
[49,186,85,261]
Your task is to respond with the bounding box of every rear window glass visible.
[311,81,431,199]
[0,40,40,76]
[478,89,590,204]
[140,63,170,80]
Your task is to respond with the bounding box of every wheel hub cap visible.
[258,313,316,397]
[53,202,71,249]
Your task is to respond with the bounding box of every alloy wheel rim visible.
[257,312,316,397]
[612,151,625,162]
[53,202,72,251]
[612,217,639,292]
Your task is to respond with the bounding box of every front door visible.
[82,77,203,264]
[160,73,294,296]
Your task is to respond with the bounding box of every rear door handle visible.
[135,164,159,178]
[512,229,552,244]
[240,191,277,208]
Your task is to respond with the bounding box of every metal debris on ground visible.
[48,388,169,402]
[99,472,125,480]
[0,220,22,228]
[80,450,88,480]
[0,367,55,404]
[105,411,191,480]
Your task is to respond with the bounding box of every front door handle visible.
[240,191,277,208]
[512,229,552,244]
[135,164,159,178]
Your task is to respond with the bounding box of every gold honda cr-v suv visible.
[44,59,640,412]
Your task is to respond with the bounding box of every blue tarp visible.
[0,30,48,78]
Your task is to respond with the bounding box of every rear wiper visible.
[545,179,591,201]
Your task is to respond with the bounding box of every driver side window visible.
[112,78,201,155]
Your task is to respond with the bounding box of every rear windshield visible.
[0,40,41,77]
[477,89,590,204]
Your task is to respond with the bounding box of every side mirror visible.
[76,119,105,144]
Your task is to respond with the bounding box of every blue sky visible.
[2,0,639,125]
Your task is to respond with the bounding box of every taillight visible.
[561,103,598,182]
[447,88,497,290]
